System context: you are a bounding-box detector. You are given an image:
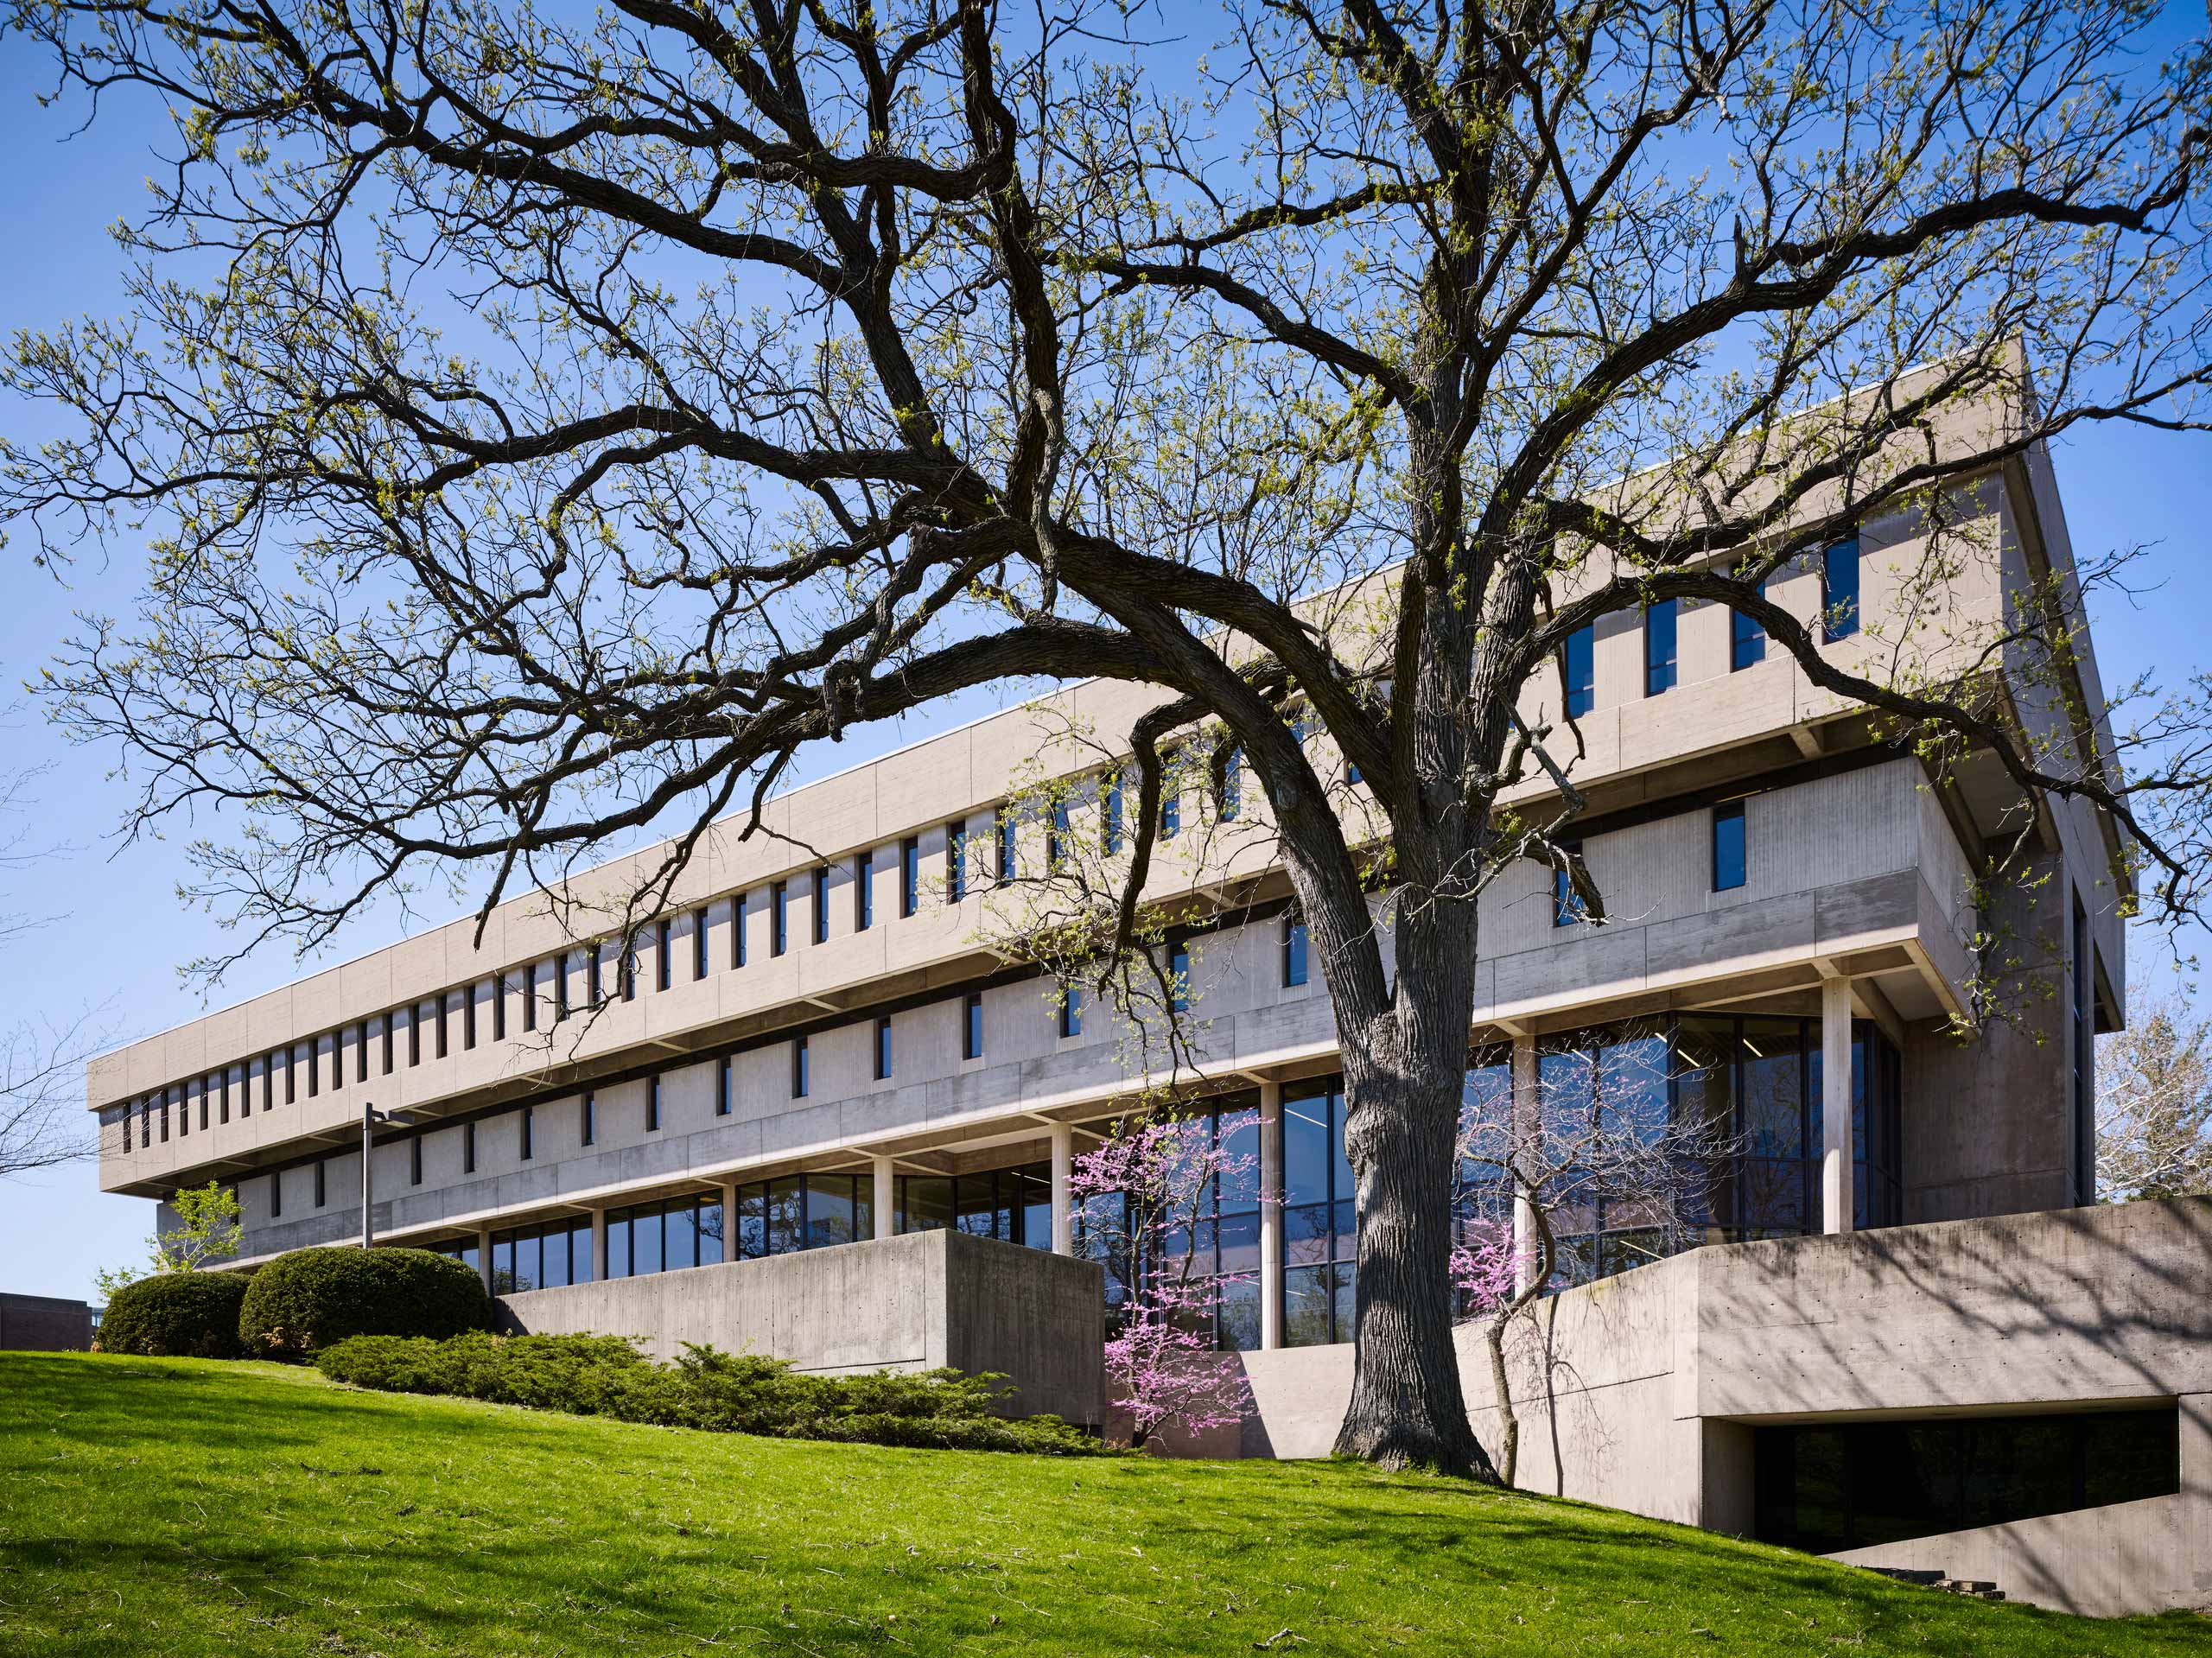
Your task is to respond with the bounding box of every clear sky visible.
[2,17,2209,1303]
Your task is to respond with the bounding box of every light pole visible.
[361,1101,389,1249]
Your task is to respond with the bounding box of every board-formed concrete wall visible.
[1220,1199,2212,1617]
[493,1229,1103,1426]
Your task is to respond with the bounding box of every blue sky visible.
[2,19,2209,1302]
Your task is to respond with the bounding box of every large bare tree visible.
[7,0,2211,1474]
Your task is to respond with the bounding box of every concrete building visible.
[89,429,2196,1610]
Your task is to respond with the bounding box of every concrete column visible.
[590,1207,608,1281]
[717,1182,739,1261]
[871,1156,896,1241]
[1258,1080,1283,1350]
[475,1224,493,1293]
[1510,1034,1541,1293]
[1048,1125,1075,1256]
[1821,976,1854,1236]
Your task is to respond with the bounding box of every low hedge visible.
[316,1332,1106,1456]
[97,1272,250,1359]
[239,1247,493,1357]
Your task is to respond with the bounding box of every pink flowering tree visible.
[1070,1107,1260,1450]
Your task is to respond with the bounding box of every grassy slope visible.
[1,1353,2204,1656]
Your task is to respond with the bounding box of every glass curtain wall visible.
[1282,1078,1357,1347]
[607,1192,726,1277]
[490,1215,596,1293]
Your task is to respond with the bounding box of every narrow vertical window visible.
[314,1159,327,1208]
[588,943,604,1007]
[464,991,478,1050]
[716,1055,731,1117]
[772,881,789,956]
[582,1090,597,1147]
[381,1016,394,1075]
[1731,583,1766,670]
[693,907,709,980]
[270,1169,283,1217]
[359,1021,372,1079]
[874,1015,893,1081]
[218,1071,228,1125]
[645,1074,660,1133]
[524,960,538,1031]
[493,979,506,1043]
[329,1036,341,1094]
[285,1045,296,1103]
[263,1056,274,1112]
[996,808,1015,884]
[410,1132,423,1187]
[791,1035,810,1099]
[1059,984,1084,1040]
[1220,748,1243,820]
[1562,624,1595,717]
[658,917,672,991]
[962,992,984,1061]
[435,995,449,1059]
[464,1120,476,1175]
[900,835,919,918]
[520,1103,534,1162]
[1047,797,1069,869]
[1821,537,1860,641]
[1712,800,1748,892]
[1643,600,1677,696]
[1169,943,1191,1013]
[1103,772,1124,854]
[157,1090,168,1143]
[1553,851,1586,926]
[620,937,637,1002]
[733,893,747,968]
[855,850,874,931]
[1283,918,1309,988]
[556,954,571,1020]
[1160,762,1180,838]
[811,867,830,944]
[946,825,966,903]
[308,1042,320,1098]
[408,1007,421,1066]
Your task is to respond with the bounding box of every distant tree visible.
[1070,1109,1257,1449]
[94,1180,243,1299]
[2098,988,2212,1204]
[8,0,2212,1477]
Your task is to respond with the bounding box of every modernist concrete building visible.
[91,430,2197,1611]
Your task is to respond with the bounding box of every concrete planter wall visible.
[495,1228,1103,1426]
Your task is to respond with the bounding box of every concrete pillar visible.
[871,1156,896,1241]
[590,1207,608,1281]
[1821,976,1854,1236]
[475,1225,493,1293]
[1510,1034,1541,1293]
[1048,1125,1075,1256]
[1257,1080,1283,1350]
[717,1182,739,1261]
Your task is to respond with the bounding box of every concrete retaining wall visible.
[1222,1199,2212,1617]
[495,1229,1103,1426]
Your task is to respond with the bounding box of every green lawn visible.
[1,1351,2202,1655]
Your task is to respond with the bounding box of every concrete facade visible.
[498,1229,1104,1426]
[85,430,2177,1609]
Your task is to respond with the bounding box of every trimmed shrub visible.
[316,1333,1106,1456]
[239,1247,493,1357]
[98,1272,251,1359]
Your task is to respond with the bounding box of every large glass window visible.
[606,1194,722,1279]
[1283,1080,1356,1348]
[491,1216,594,1294]
[1713,800,1747,891]
[724,1174,871,1258]
[1755,1407,2177,1554]
[896,1163,1052,1251]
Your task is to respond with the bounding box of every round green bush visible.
[238,1246,493,1357]
[98,1272,251,1359]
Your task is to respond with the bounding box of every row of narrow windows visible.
[1559,537,1859,715]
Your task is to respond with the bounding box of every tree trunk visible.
[1484,1312,1519,1489]
[1332,1048,1499,1480]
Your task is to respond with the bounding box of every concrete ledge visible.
[496,1229,1103,1426]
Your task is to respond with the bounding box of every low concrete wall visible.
[0,1293,95,1352]
[1224,1199,2212,1616]
[496,1229,1103,1426]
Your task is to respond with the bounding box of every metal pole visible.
[361,1101,378,1249]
